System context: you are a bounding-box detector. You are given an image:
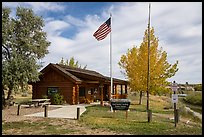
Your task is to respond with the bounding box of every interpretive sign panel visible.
[172,94,178,103]
[110,99,130,110]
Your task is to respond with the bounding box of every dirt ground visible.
[2,105,60,122]
[2,105,129,135]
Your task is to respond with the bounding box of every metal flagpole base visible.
[110,97,113,112]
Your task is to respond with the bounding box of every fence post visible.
[44,105,48,117]
[17,104,21,116]
[77,107,80,120]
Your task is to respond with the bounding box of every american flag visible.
[93,18,111,41]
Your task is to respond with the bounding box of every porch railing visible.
[111,94,128,99]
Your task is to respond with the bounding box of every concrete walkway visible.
[25,103,98,119]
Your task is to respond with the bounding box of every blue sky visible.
[2,2,202,84]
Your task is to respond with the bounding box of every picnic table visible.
[30,99,51,107]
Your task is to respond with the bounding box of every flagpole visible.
[110,13,113,111]
[147,3,151,122]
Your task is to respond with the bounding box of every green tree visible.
[59,57,65,65]
[59,56,87,69]
[69,57,78,67]
[2,7,50,107]
[119,27,178,104]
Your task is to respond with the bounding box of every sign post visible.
[171,81,178,127]
[110,99,131,121]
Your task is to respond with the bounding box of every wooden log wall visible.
[32,69,75,104]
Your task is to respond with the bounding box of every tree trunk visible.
[7,85,13,100]
[2,85,6,109]
[139,91,143,105]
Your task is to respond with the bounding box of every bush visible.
[51,93,64,105]
[183,92,202,106]
[194,84,202,91]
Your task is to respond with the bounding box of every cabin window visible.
[79,87,85,96]
[47,87,59,96]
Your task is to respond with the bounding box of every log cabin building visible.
[31,63,128,105]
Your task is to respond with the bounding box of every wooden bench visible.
[31,99,51,107]
[25,101,36,107]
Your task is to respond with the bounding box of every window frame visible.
[47,87,59,96]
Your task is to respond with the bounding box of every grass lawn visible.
[2,93,202,135]
[2,119,81,135]
[79,94,202,135]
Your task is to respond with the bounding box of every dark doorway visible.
[79,87,85,97]
[103,85,109,101]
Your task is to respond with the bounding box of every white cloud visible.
[3,2,202,84]
[3,2,65,12]
[26,2,65,12]
[43,20,70,36]
[65,15,86,27]
[46,2,201,84]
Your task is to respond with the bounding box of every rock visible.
[186,120,190,124]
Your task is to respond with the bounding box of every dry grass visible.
[2,93,202,135]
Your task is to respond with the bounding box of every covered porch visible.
[76,77,129,106]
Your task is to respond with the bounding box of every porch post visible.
[115,84,118,98]
[72,86,76,104]
[121,84,123,95]
[76,85,79,104]
[100,83,104,106]
[112,84,114,95]
[108,85,111,101]
[125,85,127,94]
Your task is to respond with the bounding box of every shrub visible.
[21,92,28,97]
[51,93,64,105]
[183,92,202,106]
[194,84,202,91]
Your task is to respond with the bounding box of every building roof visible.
[39,63,128,85]
[56,63,105,79]
[53,64,82,83]
[104,76,128,85]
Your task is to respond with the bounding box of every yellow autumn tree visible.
[119,27,178,104]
